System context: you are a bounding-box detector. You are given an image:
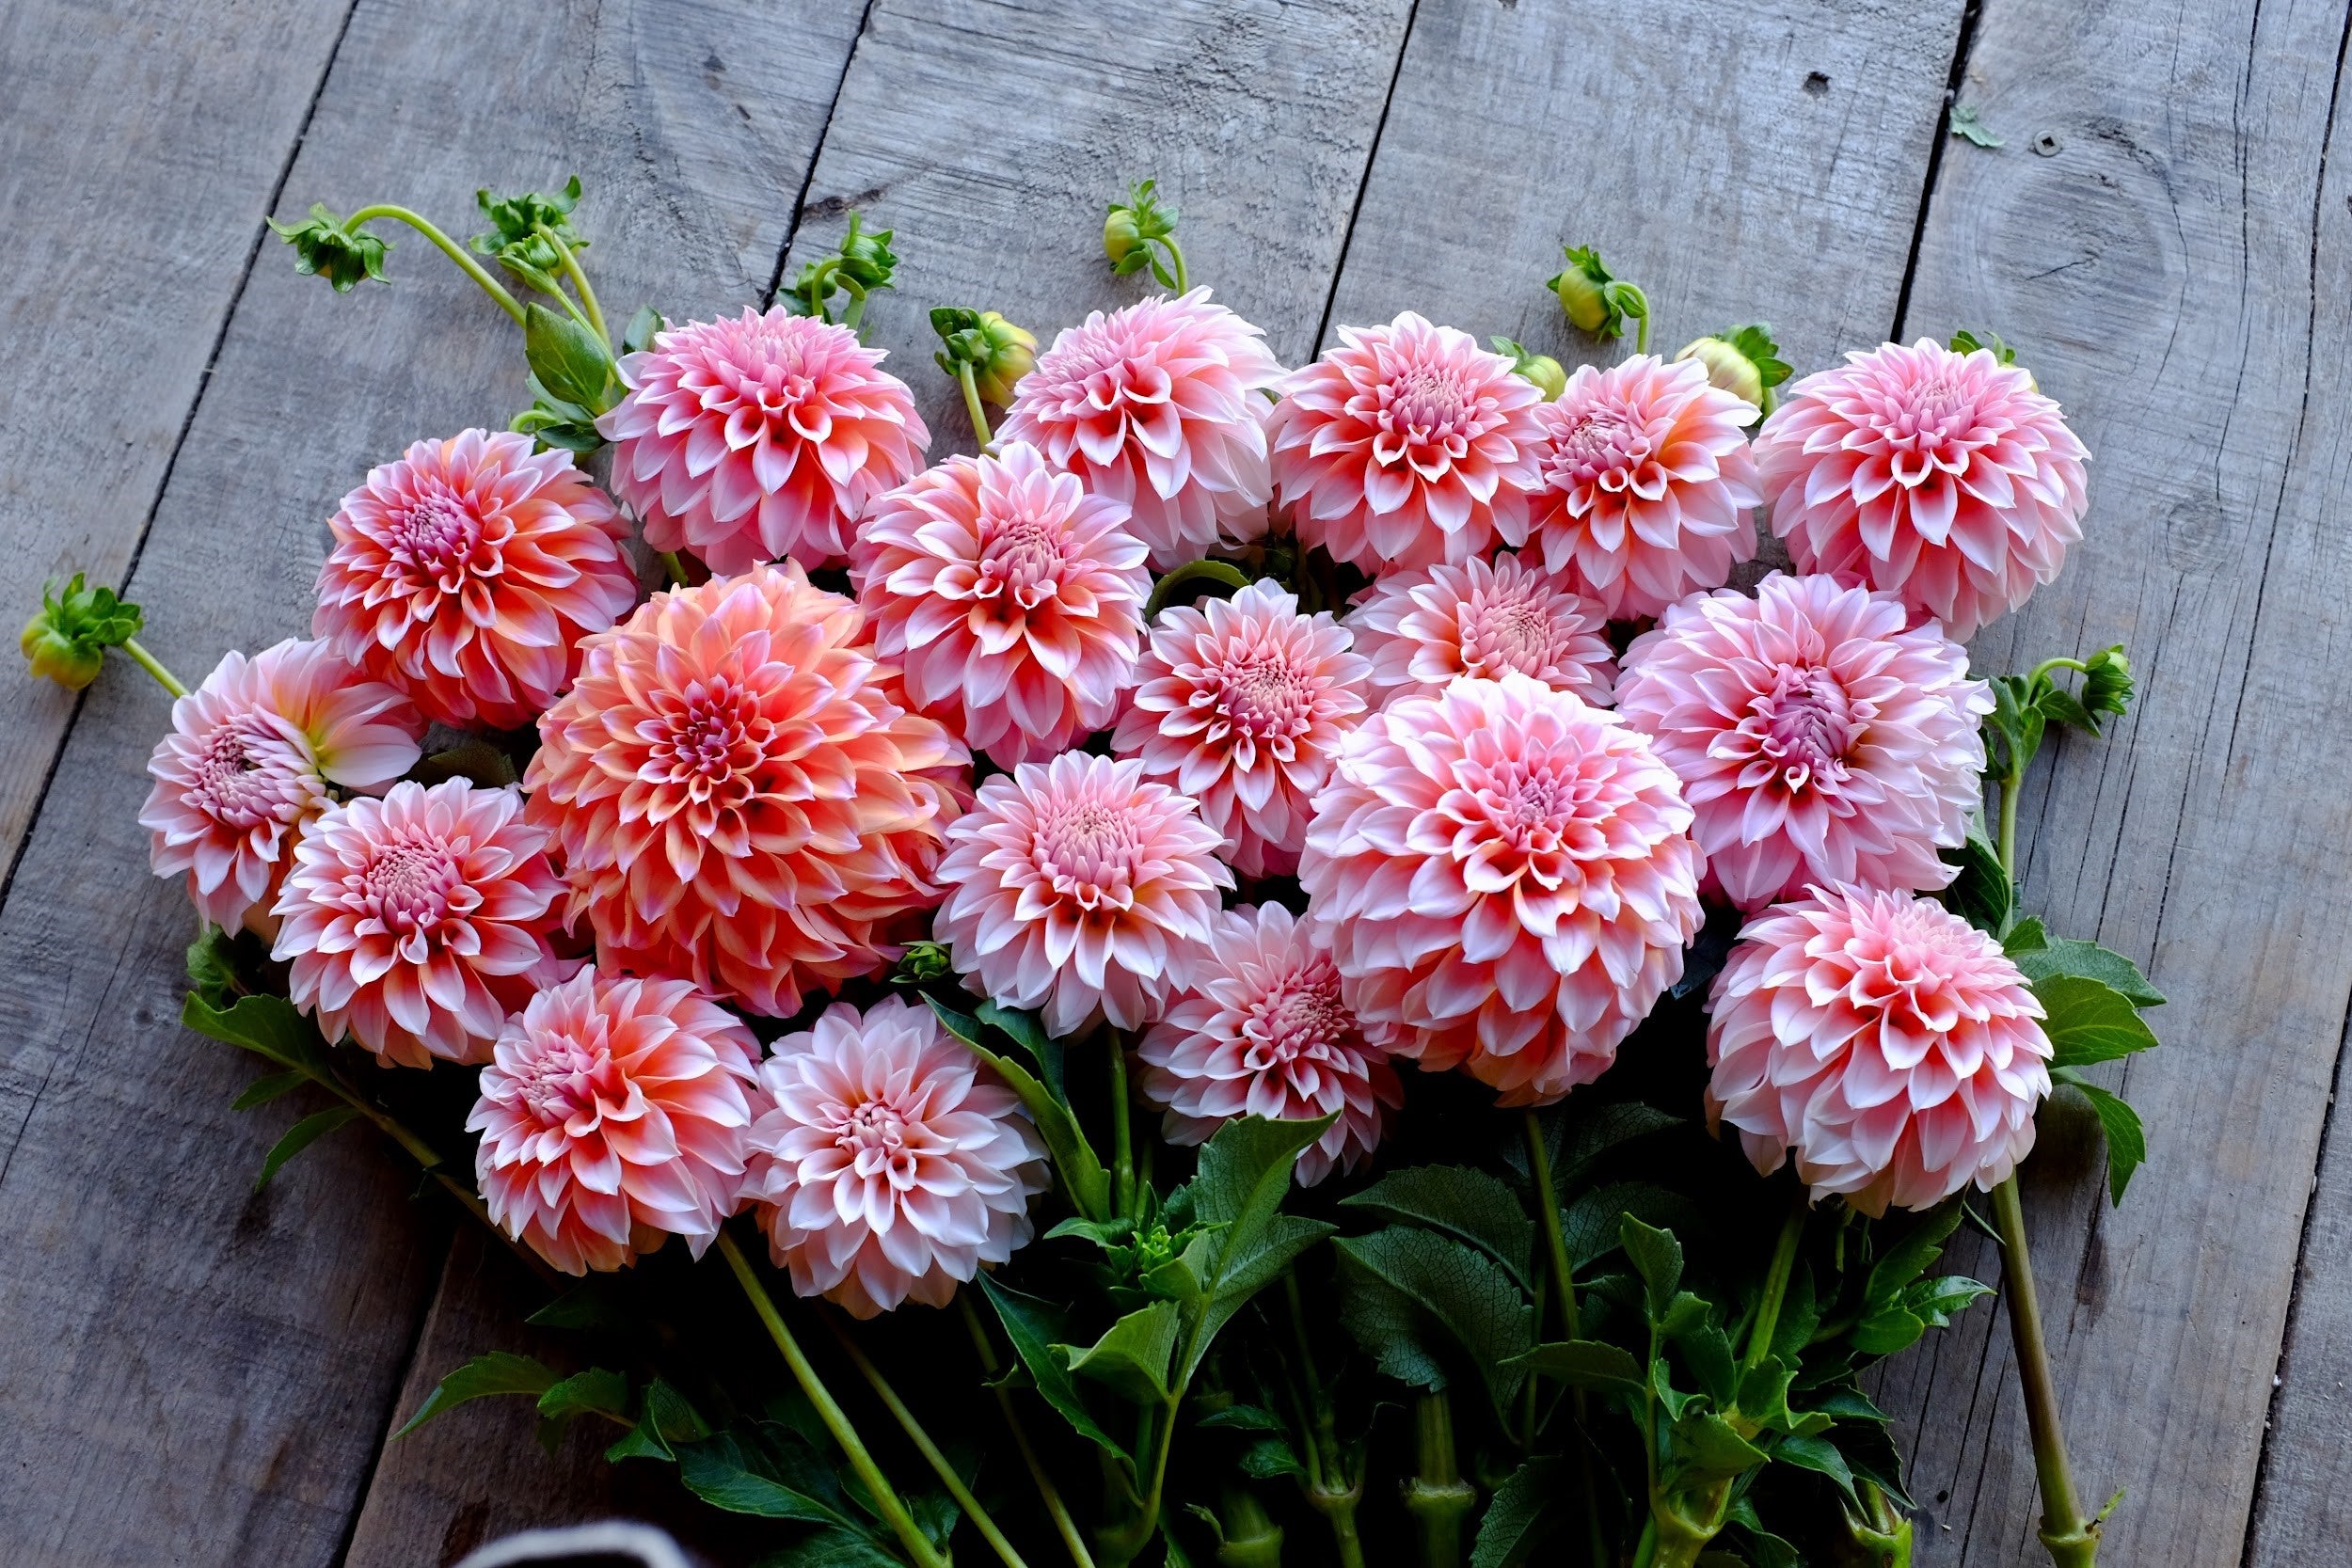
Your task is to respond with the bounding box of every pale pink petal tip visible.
[1345,551,1614,710]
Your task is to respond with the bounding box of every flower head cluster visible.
[1708,884,2052,1213]
[743,996,1048,1317]
[1111,580,1370,876]
[598,309,930,573]
[313,429,636,729]
[854,441,1148,767]
[1345,551,1614,709]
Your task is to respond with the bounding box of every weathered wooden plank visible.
[1867,1,2352,1561]
[0,1,865,1563]
[0,0,355,885]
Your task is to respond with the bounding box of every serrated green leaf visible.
[1334,1228,1535,1421]
[755,1527,905,1568]
[1671,1410,1768,1480]
[1805,1386,1889,1423]
[1658,1291,1710,1342]
[1621,1216,1685,1319]
[1558,1101,1684,1185]
[230,1070,308,1111]
[1904,1275,1995,1327]
[2003,916,2048,955]
[1563,1182,1706,1269]
[1180,1212,1333,1385]
[254,1104,359,1189]
[1061,1300,1180,1404]
[1735,1356,1795,1433]
[1046,1215,1135,1248]
[678,1437,852,1523]
[537,1367,629,1423]
[974,1000,1065,1102]
[2035,974,2162,1068]
[1239,1435,1306,1479]
[1341,1164,1534,1290]
[979,1275,1130,1468]
[1469,1455,1566,1568]
[2053,1069,2148,1204]
[1507,1338,1646,1397]
[1680,1323,1738,1407]
[1198,1402,1287,1431]
[1864,1202,1964,1307]
[1830,1417,1916,1511]
[1769,1266,1819,1365]
[1941,816,2014,936]
[396,1352,559,1438]
[186,927,243,1009]
[1773,1431,1858,1501]
[2014,939,2165,1008]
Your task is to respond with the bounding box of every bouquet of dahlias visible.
[27,173,2166,1568]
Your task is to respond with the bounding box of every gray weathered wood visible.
[0,1,864,1563]
[0,0,355,884]
[1867,1,2352,1562]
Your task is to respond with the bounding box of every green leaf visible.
[183,990,333,1074]
[1670,1410,1769,1481]
[1469,1455,1566,1568]
[254,1104,359,1189]
[1735,1356,1795,1434]
[755,1527,905,1568]
[1238,1435,1307,1480]
[2053,1069,2148,1204]
[974,1000,1066,1103]
[1948,103,2004,148]
[2002,916,2048,955]
[1829,1417,1916,1511]
[1508,1338,1646,1397]
[230,1070,308,1112]
[1341,1164,1534,1290]
[1768,1266,1819,1364]
[1334,1228,1535,1419]
[1804,1387,1889,1424]
[1061,1300,1181,1404]
[185,927,242,1009]
[1046,1215,1136,1248]
[1864,1203,1964,1308]
[527,1284,634,1332]
[1558,1101,1684,1186]
[396,1352,559,1438]
[1620,1216,1686,1320]
[978,1275,1130,1466]
[1772,1432,1858,1502]
[1181,1212,1333,1384]
[622,304,664,355]
[2035,974,2162,1068]
[2013,940,2164,1009]
[605,1378,712,1462]
[679,1438,852,1523]
[1198,1402,1287,1431]
[1941,816,2014,937]
[1679,1322,1739,1408]
[523,302,620,413]
[929,996,1111,1219]
[1561,1181,1705,1269]
[1144,559,1253,621]
[537,1367,629,1423]
[1847,1307,1929,1358]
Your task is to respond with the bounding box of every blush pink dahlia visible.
[1345,551,1614,709]
[1517,354,1761,619]
[1616,574,1992,911]
[272,780,568,1069]
[470,971,760,1275]
[1269,313,1545,573]
[141,639,423,934]
[597,309,929,573]
[852,440,1148,767]
[1707,883,2052,1213]
[1754,339,2090,640]
[934,753,1232,1036]
[1300,673,1703,1105]
[1138,902,1402,1186]
[525,562,967,1017]
[1110,579,1370,877]
[313,429,637,729]
[742,996,1048,1317]
[997,289,1284,569]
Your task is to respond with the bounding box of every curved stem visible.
[533,222,609,346]
[1158,238,1188,295]
[961,1293,1097,1568]
[958,362,993,448]
[344,205,526,325]
[1741,1194,1808,1372]
[1991,1178,2094,1565]
[117,638,188,698]
[839,274,871,333]
[717,1231,950,1568]
[658,551,690,588]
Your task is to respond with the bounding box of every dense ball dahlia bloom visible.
[1300,673,1703,1105]
[997,289,1284,568]
[934,753,1232,1036]
[525,562,967,1017]
[313,429,637,729]
[470,971,760,1275]
[597,309,929,573]
[852,441,1148,766]
[272,780,567,1068]
[1268,313,1545,573]
[1617,575,1992,911]
[1707,883,2052,1213]
[742,996,1048,1317]
[1754,339,2090,640]
[141,639,422,934]
[1516,354,1761,619]
[1110,579,1370,877]
[1138,902,1403,1186]
[1344,551,1614,709]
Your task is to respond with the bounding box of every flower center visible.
[1210,649,1315,740]
[1241,961,1356,1069]
[1461,597,1560,675]
[645,680,766,800]
[1749,666,1856,792]
[1554,406,1652,481]
[1034,800,1143,910]
[1387,366,1472,436]
[977,511,1070,605]
[187,717,312,830]
[515,1037,618,1129]
[361,838,466,933]
[389,483,485,585]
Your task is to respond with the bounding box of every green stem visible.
[532,222,609,346]
[1998,764,2024,882]
[1402,1393,1477,1568]
[958,362,994,448]
[1742,1195,1808,1372]
[828,1313,1027,1568]
[659,551,690,588]
[1108,1031,1136,1221]
[345,205,526,325]
[1158,238,1189,295]
[2025,656,2089,689]
[716,1231,950,1568]
[1096,1397,1178,1567]
[1522,1111,1606,1568]
[117,638,188,698]
[1990,1178,2095,1566]
[961,1293,1097,1568]
[840,274,871,333]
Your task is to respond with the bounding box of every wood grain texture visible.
[0,1,864,1563]
[1867,1,2352,1562]
[0,0,355,887]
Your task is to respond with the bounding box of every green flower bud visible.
[891,941,953,985]
[1547,245,1618,335]
[469,175,587,279]
[268,203,389,293]
[1490,336,1566,401]
[20,573,142,690]
[1674,324,1792,420]
[2080,644,2133,722]
[1104,206,1146,269]
[1104,179,1183,287]
[20,617,103,689]
[1951,327,2036,391]
[972,311,1038,405]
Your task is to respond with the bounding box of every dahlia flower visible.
[933,753,1232,1037]
[141,638,422,934]
[313,428,637,729]
[272,780,567,1069]
[1707,883,2052,1213]
[525,562,966,1017]
[1269,313,1545,573]
[1300,673,1702,1105]
[1517,354,1761,619]
[1344,551,1614,709]
[597,308,929,573]
[1616,575,1991,910]
[1110,579,1370,877]
[852,441,1148,767]
[1754,338,2090,640]
[997,289,1283,568]
[1138,902,1402,1186]
[742,996,1048,1317]
[470,971,760,1275]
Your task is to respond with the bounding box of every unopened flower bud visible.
[20,573,141,690]
[1547,245,1618,335]
[1104,207,1146,269]
[1674,325,1791,420]
[1489,336,1565,401]
[2081,644,2133,721]
[1950,327,2036,392]
[892,940,953,985]
[268,203,389,293]
[972,311,1038,405]
[20,617,103,689]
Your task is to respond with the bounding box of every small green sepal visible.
[268,202,389,293]
[1490,336,1566,401]
[21,573,143,689]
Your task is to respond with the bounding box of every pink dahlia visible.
[934,753,1232,1036]
[1268,313,1544,573]
[852,440,1148,767]
[470,971,759,1275]
[1708,884,2052,1213]
[597,309,930,573]
[1754,339,2090,640]
[141,639,423,934]
[271,779,567,1069]
[1616,574,1992,911]
[1110,579,1370,877]
[1300,673,1703,1105]
[1517,354,1761,619]
[997,289,1284,569]
[742,996,1048,1317]
[1344,551,1614,709]
[313,429,637,729]
[525,562,967,1017]
[1138,902,1402,1186]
